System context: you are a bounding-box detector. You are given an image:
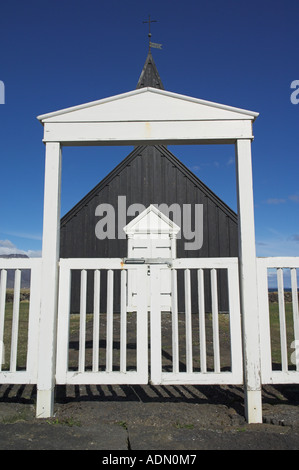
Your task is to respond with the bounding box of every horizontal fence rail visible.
[56,258,148,385]
[0,258,41,384]
[257,257,299,384]
[150,258,243,385]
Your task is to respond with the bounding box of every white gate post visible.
[235,139,262,424]
[36,142,62,418]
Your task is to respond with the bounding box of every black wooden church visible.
[60,51,238,312]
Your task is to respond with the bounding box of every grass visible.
[46,417,82,427]
[174,421,194,429]
[0,296,297,372]
[268,302,296,367]
[69,313,93,336]
[1,300,30,370]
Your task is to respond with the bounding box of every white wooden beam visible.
[235,139,262,424]
[43,120,253,145]
[36,142,62,418]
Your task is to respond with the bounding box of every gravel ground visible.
[1,312,299,451]
[1,382,299,450]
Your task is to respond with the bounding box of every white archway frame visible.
[36,87,262,423]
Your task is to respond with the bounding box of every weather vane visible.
[143,15,162,51]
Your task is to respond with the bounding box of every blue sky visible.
[0,0,298,259]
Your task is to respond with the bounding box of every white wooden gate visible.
[56,259,148,385]
[56,257,243,387]
[150,258,243,385]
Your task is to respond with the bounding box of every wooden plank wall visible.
[60,146,238,313]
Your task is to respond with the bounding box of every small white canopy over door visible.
[123,205,180,311]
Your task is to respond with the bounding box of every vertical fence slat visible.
[56,266,72,383]
[291,268,299,371]
[184,269,193,373]
[79,270,87,373]
[150,265,161,384]
[136,265,148,383]
[10,269,21,372]
[120,269,127,373]
[26,262,42,379]
[106,270,114,373]
[256,264,272,382]
[0,270,7,371]
[198,269,207,373]
[92,270,100,372]
[277,268,288,372]
[171,268,179,374]
[211,268,220,373]
[227,264,243,380]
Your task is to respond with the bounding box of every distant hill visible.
[0,254,28,259]
[0,254,30,288]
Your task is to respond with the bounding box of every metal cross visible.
[143,15,157,50]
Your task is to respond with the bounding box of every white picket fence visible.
[0,258,41,384]
[257,257,299,384]
[0,255,298,411]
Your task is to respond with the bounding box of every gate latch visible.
[123,258,173,267]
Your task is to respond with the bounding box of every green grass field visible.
[1,301,30,370]
[268,302,297,367]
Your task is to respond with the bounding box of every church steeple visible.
[137,15,164,90]
[136,50,164,90]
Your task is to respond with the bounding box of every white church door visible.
[123,205,180,311]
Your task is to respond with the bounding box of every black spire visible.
[136,50,164,90]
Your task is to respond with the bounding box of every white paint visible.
[211,268,220,373]
[124,205,180,311]
[42,120,253,145]
[150,265,162,385]
[37,87,259,123]
[0,270,7,372]
[55,260,149,385]
[10,269,21,372]
[235,139,262,424]
[79,270,87,373]
[257,258,299,384]
[36,142,62,418]
[150,258,243,386]
[37,88,257,145]
[92,270,101,372]
[0,259,41,384]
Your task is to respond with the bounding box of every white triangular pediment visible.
[37,87,258,124]
[123,205,181,236]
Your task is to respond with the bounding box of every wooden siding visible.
[60,145,238,312]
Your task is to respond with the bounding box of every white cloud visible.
[0,231,42,241]
[263,195,299,205]
[289,194,299,203]
[0,239,41,258]
[191,165,200,172]
[265,198,286,205]
[0,239,16,249]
